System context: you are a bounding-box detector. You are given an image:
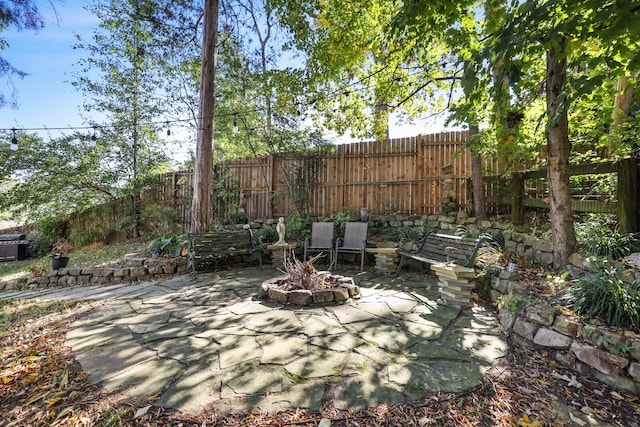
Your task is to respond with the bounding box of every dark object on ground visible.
[0,234,29,262]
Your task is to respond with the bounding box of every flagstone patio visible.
[1,266,508,415]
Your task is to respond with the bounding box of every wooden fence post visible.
[512,172,524,224]
[617,157,638,233]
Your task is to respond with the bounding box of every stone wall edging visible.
[251,214,557,267]
[0,254,253,292]
[491,269,640,395]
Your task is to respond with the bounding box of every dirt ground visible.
[1,292,639,427]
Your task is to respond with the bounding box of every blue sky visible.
[1,1,100,135]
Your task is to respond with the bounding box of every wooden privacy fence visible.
[144,131,479,223]
[483,158,639,233]
[67,131,638,238]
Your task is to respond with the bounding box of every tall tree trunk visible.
[612,74,634,128]
[469,124,487,219]
[132,37,140,238]
[373,53,390,140]
[462,58,487,220]
[190,0,219,233]
[608,74,635,156]
[545,38,576,269]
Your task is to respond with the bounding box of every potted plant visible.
[49,238,74,270]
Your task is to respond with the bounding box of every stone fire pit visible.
[257,254,360,306]
[259,274,360,306]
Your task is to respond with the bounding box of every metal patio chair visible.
[303,222,335,268]
[334,222,368,271]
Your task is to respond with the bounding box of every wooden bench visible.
[395,233,485,275]
[187,229,262,278]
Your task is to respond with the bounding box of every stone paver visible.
[258,334,307,364]
[388,359,487,394]
[222,363,285,397]
[155,360,222,414]
[1,266,508,415]
[334,370,406,410]
[218,335,263,368]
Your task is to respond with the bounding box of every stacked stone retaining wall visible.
[1,255,248,292]
[249,214,555,267]
[490,266,640,395]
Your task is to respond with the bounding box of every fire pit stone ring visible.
[258,275,360,306]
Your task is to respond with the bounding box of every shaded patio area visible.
[3,266,508,415]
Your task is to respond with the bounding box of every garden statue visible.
[276,217,287,245]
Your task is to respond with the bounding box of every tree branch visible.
[392,75,461,109]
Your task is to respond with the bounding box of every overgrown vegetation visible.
[223,205,249,225]
[565,263,640,330]
[333,207,352,235]
[384,225,428,242]
[476,263,502,299]
[284,213,313,242]
[575,214,640,260]
[26,213,69,257]
[253,227,279,246]
[499,294,536,314]
[145,233,185,257]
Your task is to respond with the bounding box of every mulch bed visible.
[1,293,639,426]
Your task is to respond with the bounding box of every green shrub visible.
[253,228,279,246]
[485,230,505,251]
[476,263,502,299]
[567,263,640,330]
[333,208,352,235]
[27,230,54,258]
[575,214,640,260]
[454,224,472,237]
[34,213,68,240]
[384,226,429,242]
[26,213,68,257]
[145,233,185,257]
[285,214,313,241]
[499,294,534,314]
[223,205,249,225]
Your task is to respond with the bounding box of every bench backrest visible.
[187,229,254,255]
[417,233,485,267]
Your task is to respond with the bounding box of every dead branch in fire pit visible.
[281,253,341,291]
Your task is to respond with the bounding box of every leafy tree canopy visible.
[273,0,478,139]
[479,0,640,163]
[0,0,46,108]
[0,130,155,223]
